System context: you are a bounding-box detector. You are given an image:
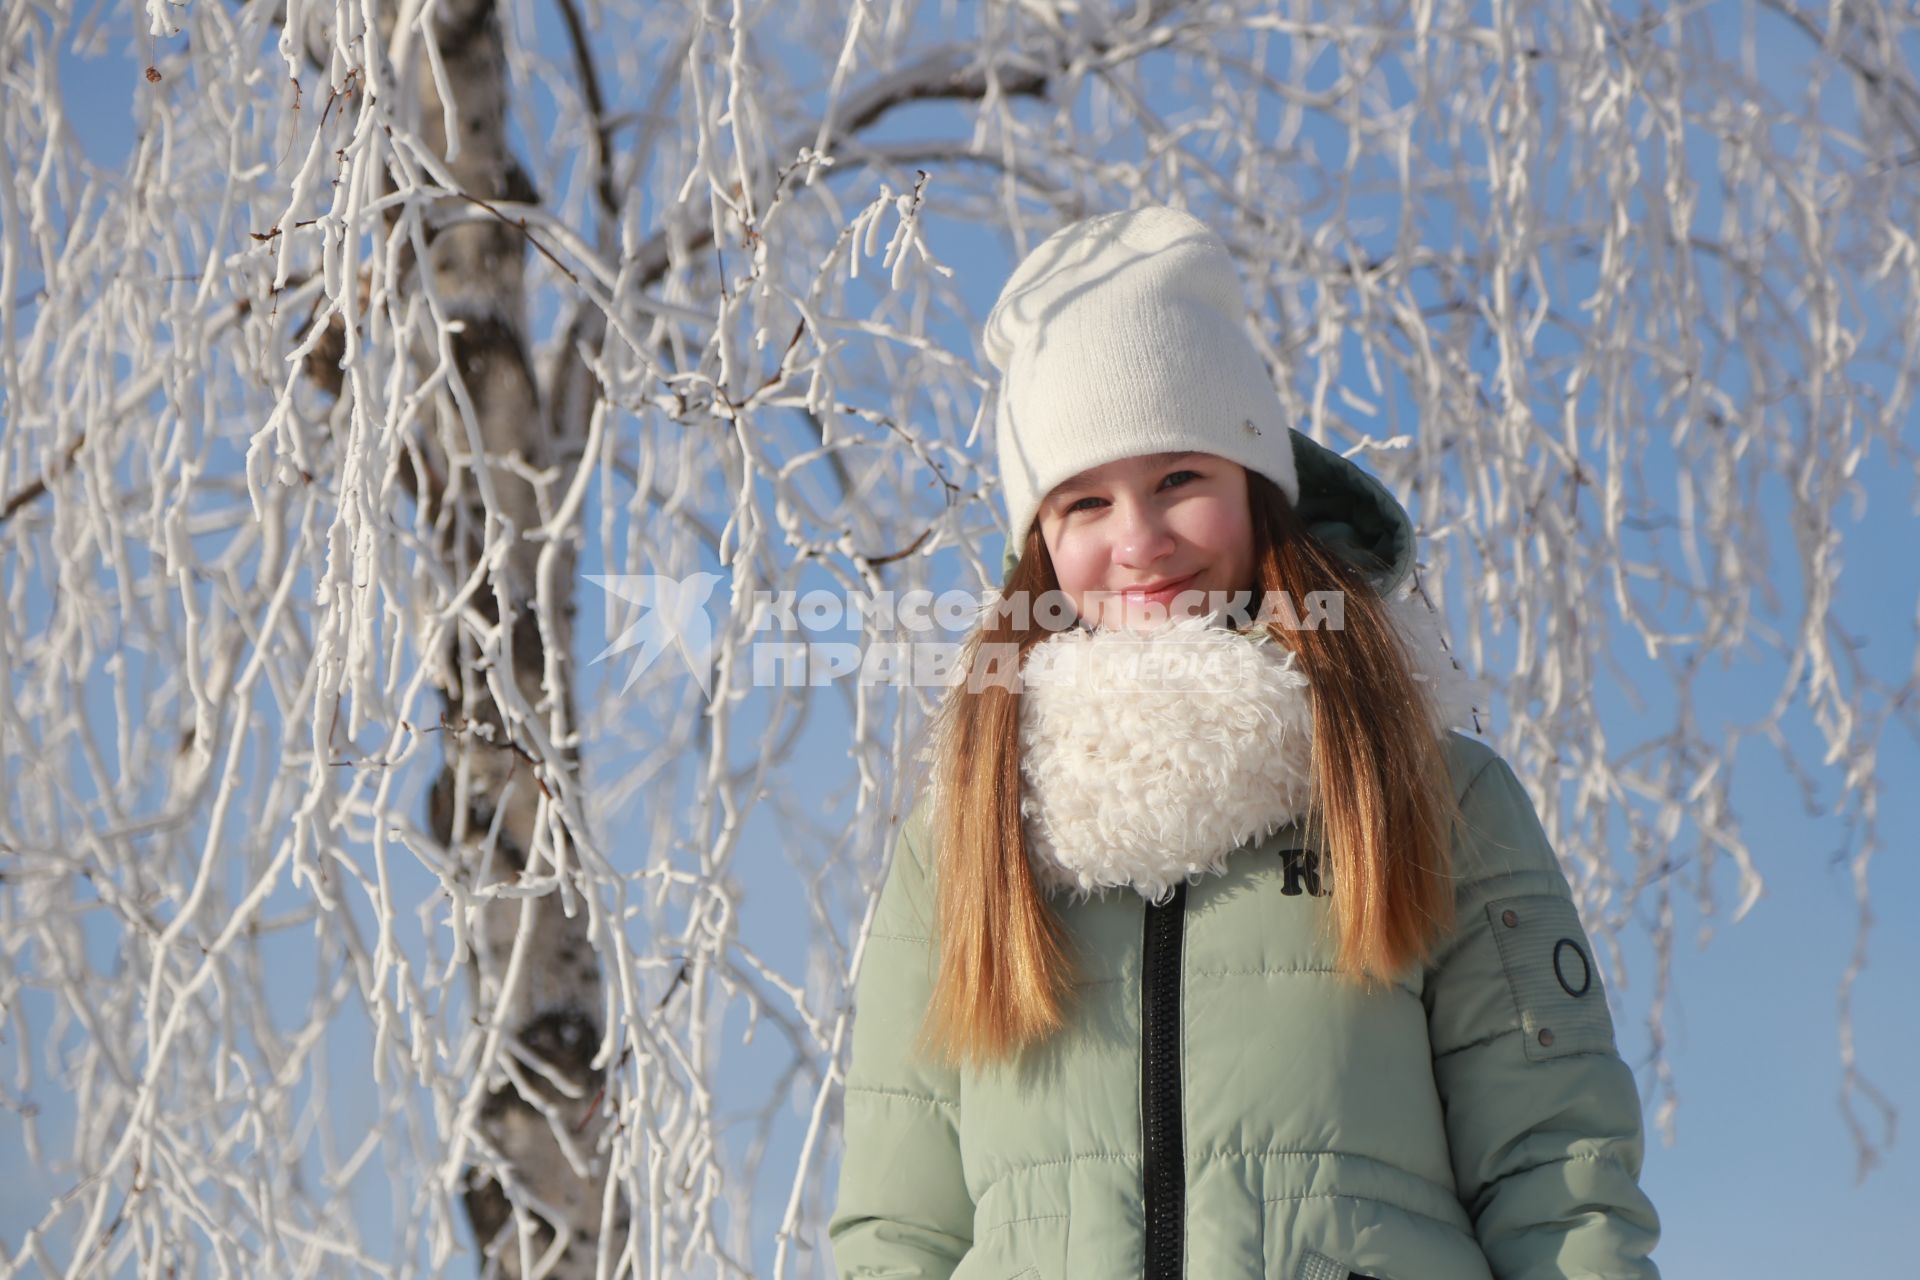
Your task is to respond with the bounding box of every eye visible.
[1061,470,1200,515]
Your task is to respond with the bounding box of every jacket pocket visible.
[1484,892,1618,1062]
[1296,1248,1378,1279]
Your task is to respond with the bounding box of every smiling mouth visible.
[1117,573,1199,598]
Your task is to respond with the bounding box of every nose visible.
[1112,497,1176,568]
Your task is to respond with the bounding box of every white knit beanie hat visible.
[982,205,1300,555]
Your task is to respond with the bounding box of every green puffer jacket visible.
[829,432,1662,1280]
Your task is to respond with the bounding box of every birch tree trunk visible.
[386,3,609,1275]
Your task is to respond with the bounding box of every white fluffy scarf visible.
[1017,593,1487,905]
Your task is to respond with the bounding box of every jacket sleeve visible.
[1423,751,1663,1279]
[827,804,974,1278]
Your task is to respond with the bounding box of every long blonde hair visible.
[912,467,1462,1071]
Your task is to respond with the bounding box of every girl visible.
[828,207,1662,1280]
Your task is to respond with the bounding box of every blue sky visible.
[9,4,1916,1276]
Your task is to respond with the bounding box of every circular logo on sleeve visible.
[1552,938,1592,997]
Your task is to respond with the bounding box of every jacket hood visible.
[998,430,1483,904]
[999,428,1416,594]
[1286,428,1416,597]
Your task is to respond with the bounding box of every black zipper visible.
[1140,881,1186,1280]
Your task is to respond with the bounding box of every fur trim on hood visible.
[1017,591,1486,905]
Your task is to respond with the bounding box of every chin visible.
[1103,595,1215,631]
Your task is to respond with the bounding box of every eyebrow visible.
[1050,452,1200,498]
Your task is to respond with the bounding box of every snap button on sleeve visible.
[1501,909,1519,928]
[1538,1029,1554,1048]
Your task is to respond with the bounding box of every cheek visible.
[1179,501,1252,556]
[1050,548,1100,597]
[1042,532,1105,599]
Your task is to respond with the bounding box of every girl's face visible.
[1036,451,1256,631]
